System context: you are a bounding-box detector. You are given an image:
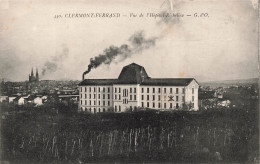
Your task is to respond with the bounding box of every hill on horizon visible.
[200,78,258,87]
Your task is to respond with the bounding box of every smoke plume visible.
[82,2,181,79]
[42,44,69,76]
[82,31,157,77]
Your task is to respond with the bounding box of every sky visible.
[0,0,258,82]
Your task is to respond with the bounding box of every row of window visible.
[141,95,185,101]
[81,94,193,102]
[82,107,123,113]
[80,87,111,93]
[141,87,186,94]
[115,87,137,93]
[141,102,180,109]
[81,86,194,94]
[81,94,111,99]
[81,93,138,101]
[82,107,106,113]
[80,100,111,106]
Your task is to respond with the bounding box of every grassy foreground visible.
[1,103,259,163]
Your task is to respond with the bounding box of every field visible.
[0,102,259,163]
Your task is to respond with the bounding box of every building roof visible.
[13,96,22,101]
[79,63,198,86]
[79,79,118,86]
[117,63,150,84]
[141,78,195,86]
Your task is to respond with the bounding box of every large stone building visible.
[78,63,199,113]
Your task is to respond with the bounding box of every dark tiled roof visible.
[79,78,196,86]
[141,78,194,86]
[118,63,149,84]
[79,63,198,86]
[78,79,118,86]
[13,96,22,101]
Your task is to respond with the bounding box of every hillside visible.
[200,78,259,87]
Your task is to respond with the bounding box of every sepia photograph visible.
[0,0,259,163]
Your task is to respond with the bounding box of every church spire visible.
[36,68,39,81]
[31,68,34,76]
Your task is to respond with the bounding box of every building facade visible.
[78,63,199,113]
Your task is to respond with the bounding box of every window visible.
[153,88,155,93]
[119,95,121,100]
[108,101,110,106]
[142,88,144,93]
[103,94,105,99]
[158,103,161,108]
[130,95,132,100]
[176,96,179,101]
[94,108,96,113]
[176,103,179,109]
[134,95,136,100]
[98,87,100,92]
[170,88,172,93]
[147,95,149,100]
[141,95,144,100]
[89,87,91,92]
[115,95,117,100]
[119,105,121,112]
[85,87,87,92]
[94,94,96,99]
[158,95,161,101]
[89,100,91,105]
[153,102,155,108]
[103,87,105,92]
[103,101,105,106]
[164,103,166,108]
[147,88,149,93]
[115,106,117,112]
[192,96,194,101]
[119,88,121,93]
[85,94,87,99]
[123,89,128,97]
[153,95,155,101]
[130,88,132,93]
[134,88,136,93]
[123,99,127,104]
[142,102,144,107]
[98,101,100,105]
[89,108,92,113]
[103,108,105,112]
[158,88,161,93]
[85,100,87,105]
[98,108,101,112]
[80,100,82,105]
[192,88,194,94]
[115,88,117,93]
[89,94,91,99]
[108,88,110,93]
[147,102,149,107]
[182,96,185,102]
[182,88,185,94]
[94,87,96,92]
[170,103,172,108]
[98,94,100,99]
[94,101,96,105]
[108,94,110,99]
[164,88,166,93]
[176,88,179,94]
